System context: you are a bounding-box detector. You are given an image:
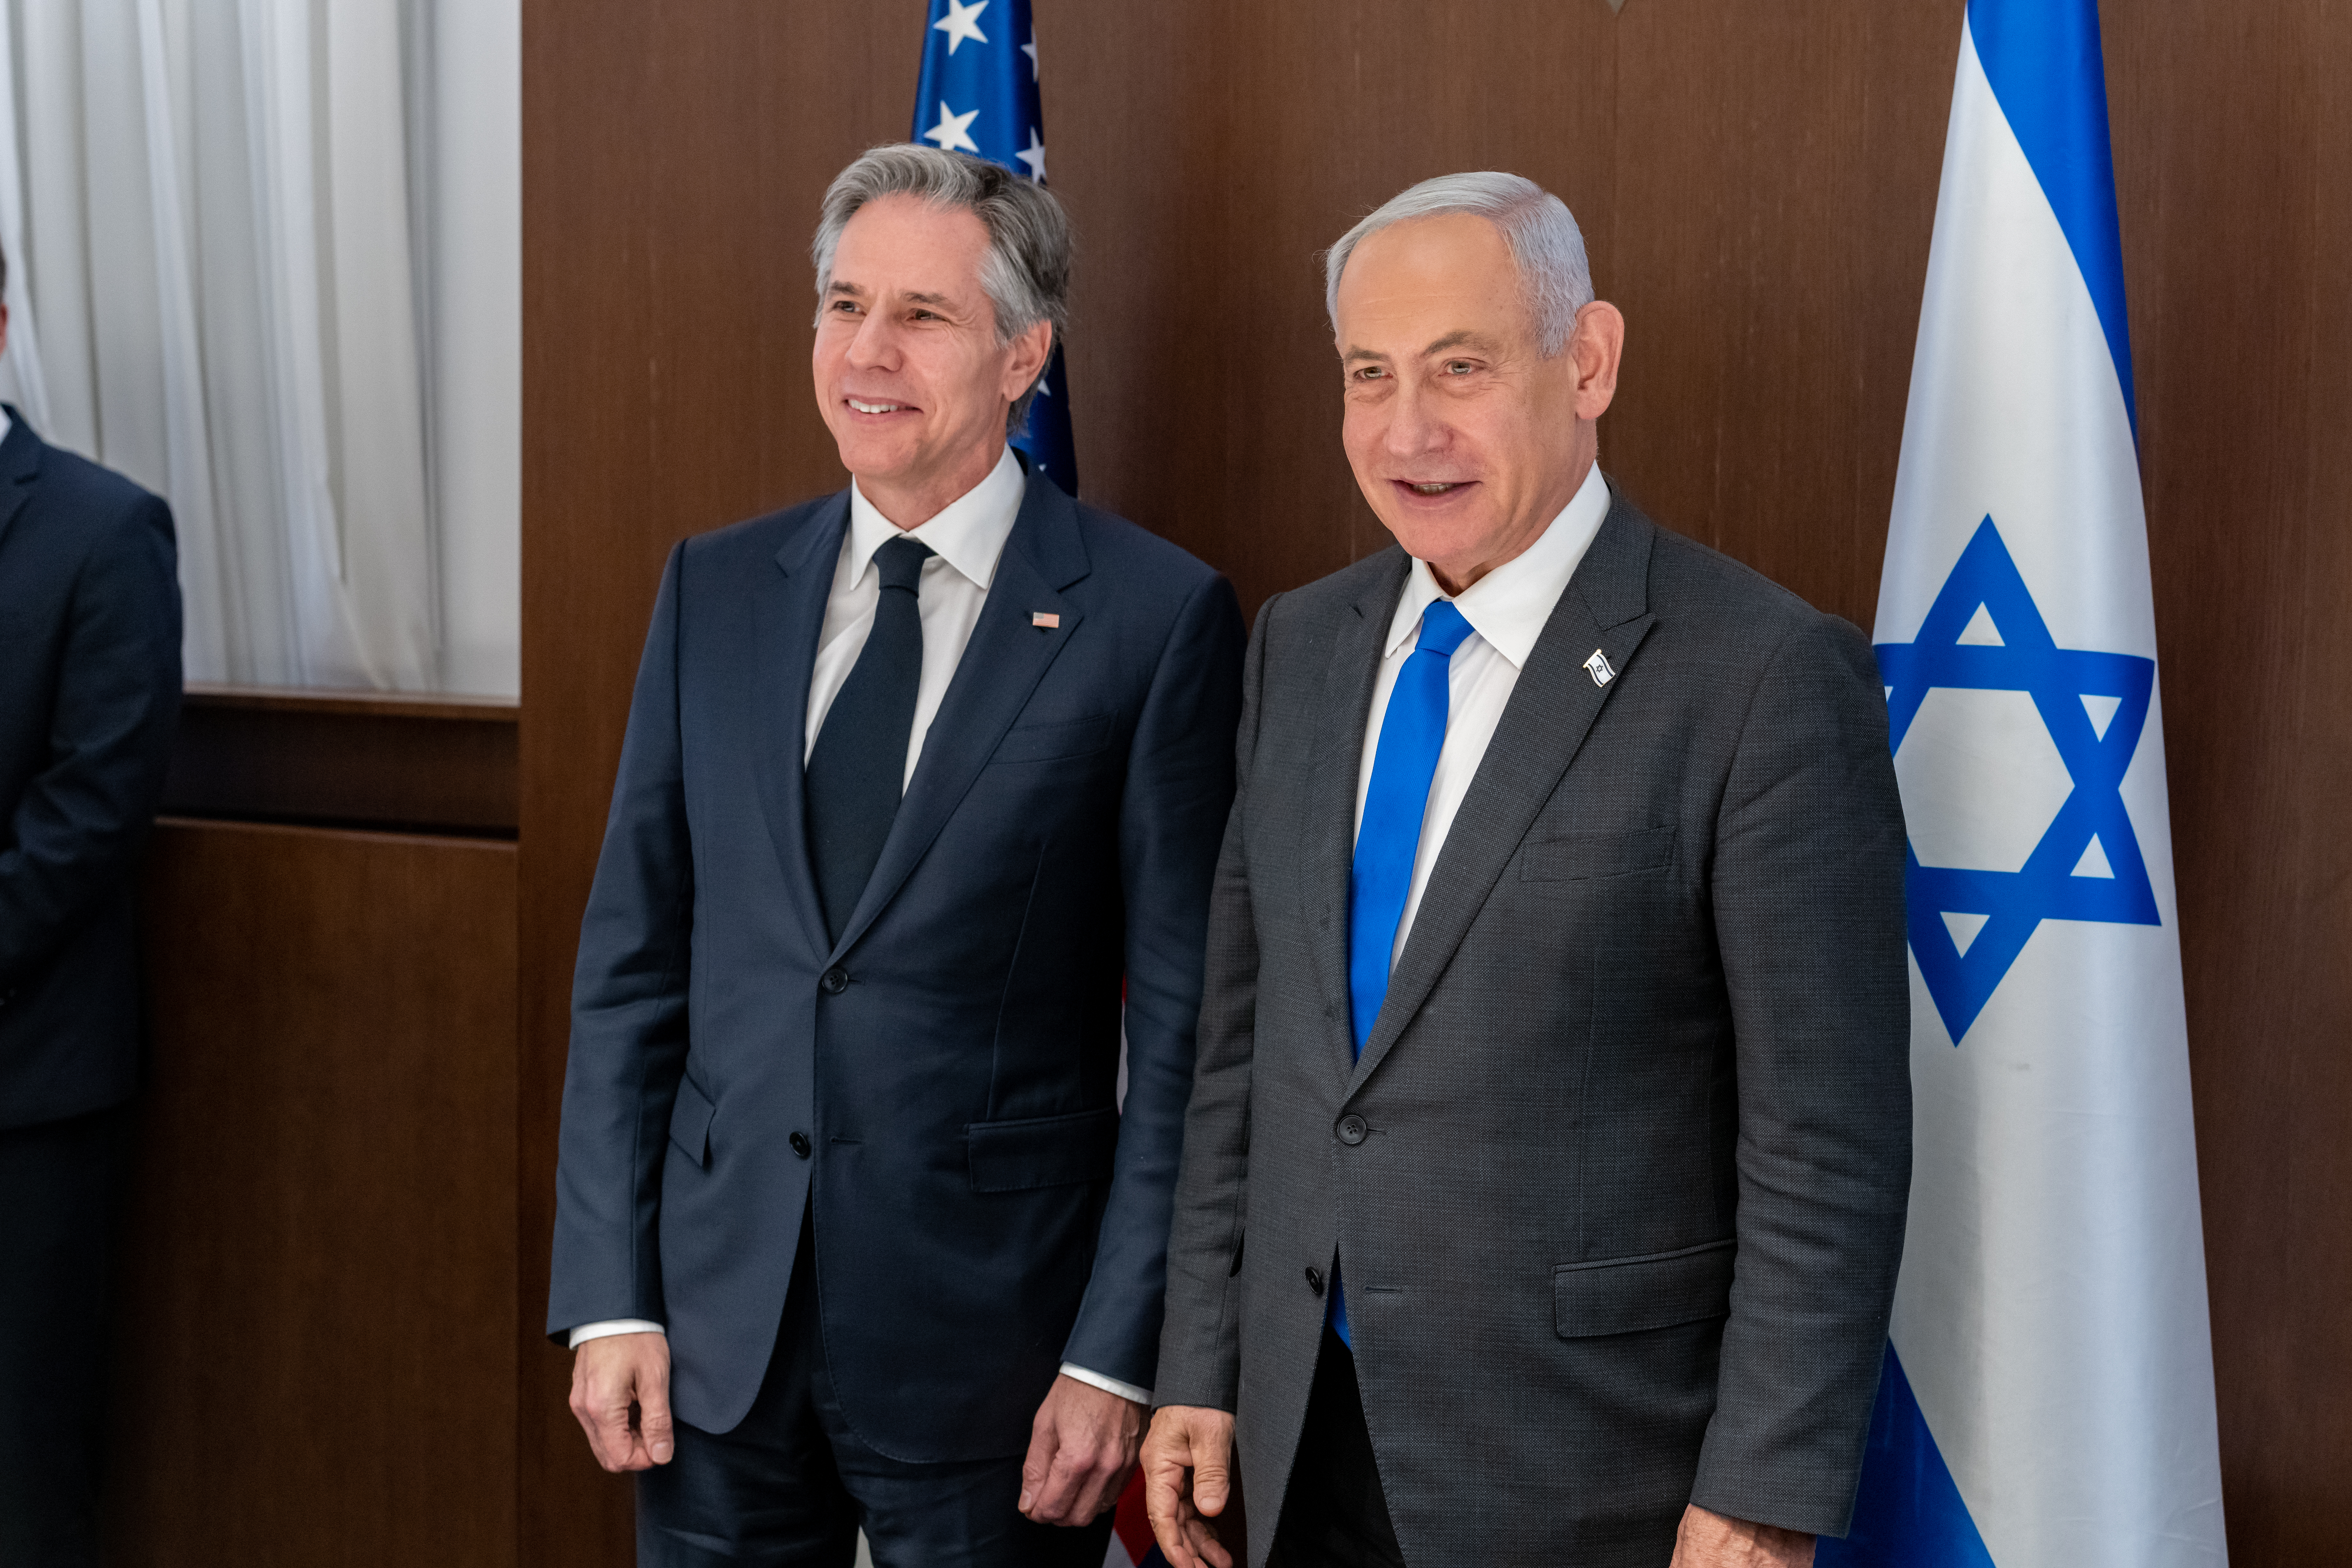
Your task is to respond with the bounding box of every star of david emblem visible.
[1875,518,2160,1043]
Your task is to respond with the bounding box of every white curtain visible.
[0,0,438,690]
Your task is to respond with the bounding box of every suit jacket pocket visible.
[1520,825,1676,882]
[668,1074,717,1168]
[1553,1237,1735,1338]
[991,712,1115,765]
[967,1105,1120,1193]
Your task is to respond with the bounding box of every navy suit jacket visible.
[548,470,1245,1457]
[0,410,182,1130]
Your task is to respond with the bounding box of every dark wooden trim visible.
[161,683,520,838]
[174,682,520,722]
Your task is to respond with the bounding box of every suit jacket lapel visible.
[756,493,849,957]
[825,474,1091,962]
[1347,497,1659,1097]
[0,408,45,558]
[1305,550,1410,1082]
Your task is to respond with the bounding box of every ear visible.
[1000,318,1054,405]
[1569,301,1624,422]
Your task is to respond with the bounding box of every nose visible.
[1383,378,1448,462]
[845,309,897,372]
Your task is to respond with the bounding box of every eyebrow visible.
[828,280,957,310]
[1341,329,1497,364]
[1420,330,1493,356]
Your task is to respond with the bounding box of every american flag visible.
[914,0,1080,496]
[1108,1476,1168,1568]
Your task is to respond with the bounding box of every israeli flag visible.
[1819,3,2229,1565]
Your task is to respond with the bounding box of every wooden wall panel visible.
[111,821,518,1565]
[1606,6,1953,623]
[2106,3,2352,1561]
[520,3,2352,1562]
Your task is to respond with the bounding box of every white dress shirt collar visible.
[1383,461,1613,667]
[846,446,1026,592]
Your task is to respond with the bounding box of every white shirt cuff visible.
[1060,1362,1152,1405]
[567,1318,667,1349]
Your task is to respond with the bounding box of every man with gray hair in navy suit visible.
[549,145,1243,1567]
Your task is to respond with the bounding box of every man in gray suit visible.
[1141,173,1912,1568]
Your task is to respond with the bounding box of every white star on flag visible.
[922,101,981,154]
[1016,127,1047,181]
[1021,34,1038,80]
[932,0,988,54]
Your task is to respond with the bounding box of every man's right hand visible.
[1142,1404,1238,1568]
[569,1331,676,1472]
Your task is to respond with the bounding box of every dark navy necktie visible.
[1331,596,1475,1346]
[805,535,934,945]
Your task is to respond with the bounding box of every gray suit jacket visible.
[1155,491,1912,1566]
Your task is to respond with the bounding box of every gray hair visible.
[1324,172,1593,356]
[812,143,1071,431]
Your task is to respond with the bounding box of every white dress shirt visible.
[570,447,1152,1405]
[1353,462,1612,966]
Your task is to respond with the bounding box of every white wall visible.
[427,0,519,697]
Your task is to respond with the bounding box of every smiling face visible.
[812,194,1052,527]
[1334,212,1622,593]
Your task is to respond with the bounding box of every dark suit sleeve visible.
[1690,613,1913,1536]
[546,543,696,1339]
[1057,570,1246,1391]
[1148,594,1273,1412]
[0,493,181,994]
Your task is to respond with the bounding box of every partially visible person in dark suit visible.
[0,252,185,1567]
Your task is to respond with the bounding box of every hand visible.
[568,1331,675,1472]
[1141,1404,1238,1568]
[1669,1503,1815,1567]
[1019,1374,1147,1525]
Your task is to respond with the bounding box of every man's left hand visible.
[1019,1374,1146,1526]
[1669,1504,1816,1567]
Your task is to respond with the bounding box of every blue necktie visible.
[1331,598,1474,1346]
[805,536,934,944]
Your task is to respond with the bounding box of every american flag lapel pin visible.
[1032,611,1061,629]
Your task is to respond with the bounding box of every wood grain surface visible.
[2105,3,2352,1560]
[111,821,519,1565]
[519,3,2352,1561]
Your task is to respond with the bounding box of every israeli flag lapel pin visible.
[1583,648,1617,688]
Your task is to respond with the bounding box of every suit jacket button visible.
[790,1132,812,1158]
[819,966,849,995]
[1304,1266,1324,1296]
[1337,1114,1367,1146]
